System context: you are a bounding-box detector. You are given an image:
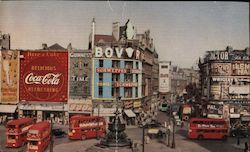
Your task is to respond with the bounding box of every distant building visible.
[199,46,250,128]
[158,61,172,100]
[0,31,11,50]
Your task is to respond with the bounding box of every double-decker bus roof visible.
[29,121,50,132]
[7,118,33,126]
[190,117,225,122]
[70,115,102,121]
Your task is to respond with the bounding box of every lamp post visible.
[50,113,54,152]
[142,121,146,152]
[171,117,176,149]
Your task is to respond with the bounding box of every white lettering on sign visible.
[25,73,61,85]
[209,51,229,60]
[95,47,138,59]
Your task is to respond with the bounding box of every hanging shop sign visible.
[68,99,92,113]
[0,50,19,104]
[19,51,68,102]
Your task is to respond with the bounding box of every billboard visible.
[19,51,68,102]
[69,52,91,98]
[0,50,19,103]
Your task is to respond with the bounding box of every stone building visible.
[199,46,250,128]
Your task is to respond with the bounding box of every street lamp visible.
[50,113,54,152]
[142,121,146,152]
[171,117,176,149]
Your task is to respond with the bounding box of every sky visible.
[0,1,249,68]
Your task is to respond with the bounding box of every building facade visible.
[18,44,69,124]
[89,19,142,125]
[199,46,250,128]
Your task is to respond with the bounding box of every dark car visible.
[230,128,250,138]
[142,120,162,129]
[52,128,66,138]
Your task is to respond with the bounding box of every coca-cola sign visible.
[25,73,61,85]
[19,51,68,102]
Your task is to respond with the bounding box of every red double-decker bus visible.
[6,118,34,148]
[68,115,106,140]
[27,121,50,152]
[188,118,229,140]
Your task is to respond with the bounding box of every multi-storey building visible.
[0,31,10,50]
[136,30,158,114]
[68,45,92,119]
[199,46,250,128]
[89,19,142,125]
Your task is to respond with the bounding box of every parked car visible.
[52,128,66,138]
[230,127,250,138]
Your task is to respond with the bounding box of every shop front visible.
[93,107,122,126]
[18,103,68,124]
[0,104,18,124]
[68,99,92,118]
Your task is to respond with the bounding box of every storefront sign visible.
[229,113,240,118]
[241,116,250,121]
[211,77,250,83]
[231,62,250,76]
[19,51,68,102]
[68,99,92,113]
[207,104,223,115]
[19,104,65,111]
[93,108,122,117]
[96,67,127,73]
[211,63,231,75]
[95,47,140,59]
[114,82,137,87]
[0,50,19,104]
[133,100,141,108]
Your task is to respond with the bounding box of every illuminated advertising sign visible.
[114,82,137,87]
[68,99,92,113]
[96,67,127,73]
[19,51,68,102]
[0,50,19,103]
[210,63,231,75]
[231,62,250,76]
[94,47,141,59]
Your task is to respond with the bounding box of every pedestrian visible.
[244,142,249,152]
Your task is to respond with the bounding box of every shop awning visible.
[0,105,17,113]
[124,109,136,118]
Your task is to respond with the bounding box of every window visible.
[135,87,138,97]
[99,87,103,97]
[99,60,103,67]
[84,63,88,67]
[112,60,120,68]
[99,73,103,82]
[161,65,168,69]
[112,87,115,97]
[136,62,139,69]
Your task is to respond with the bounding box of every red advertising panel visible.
[19,51,68,102]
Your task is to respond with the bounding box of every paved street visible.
[0,111,248,152]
